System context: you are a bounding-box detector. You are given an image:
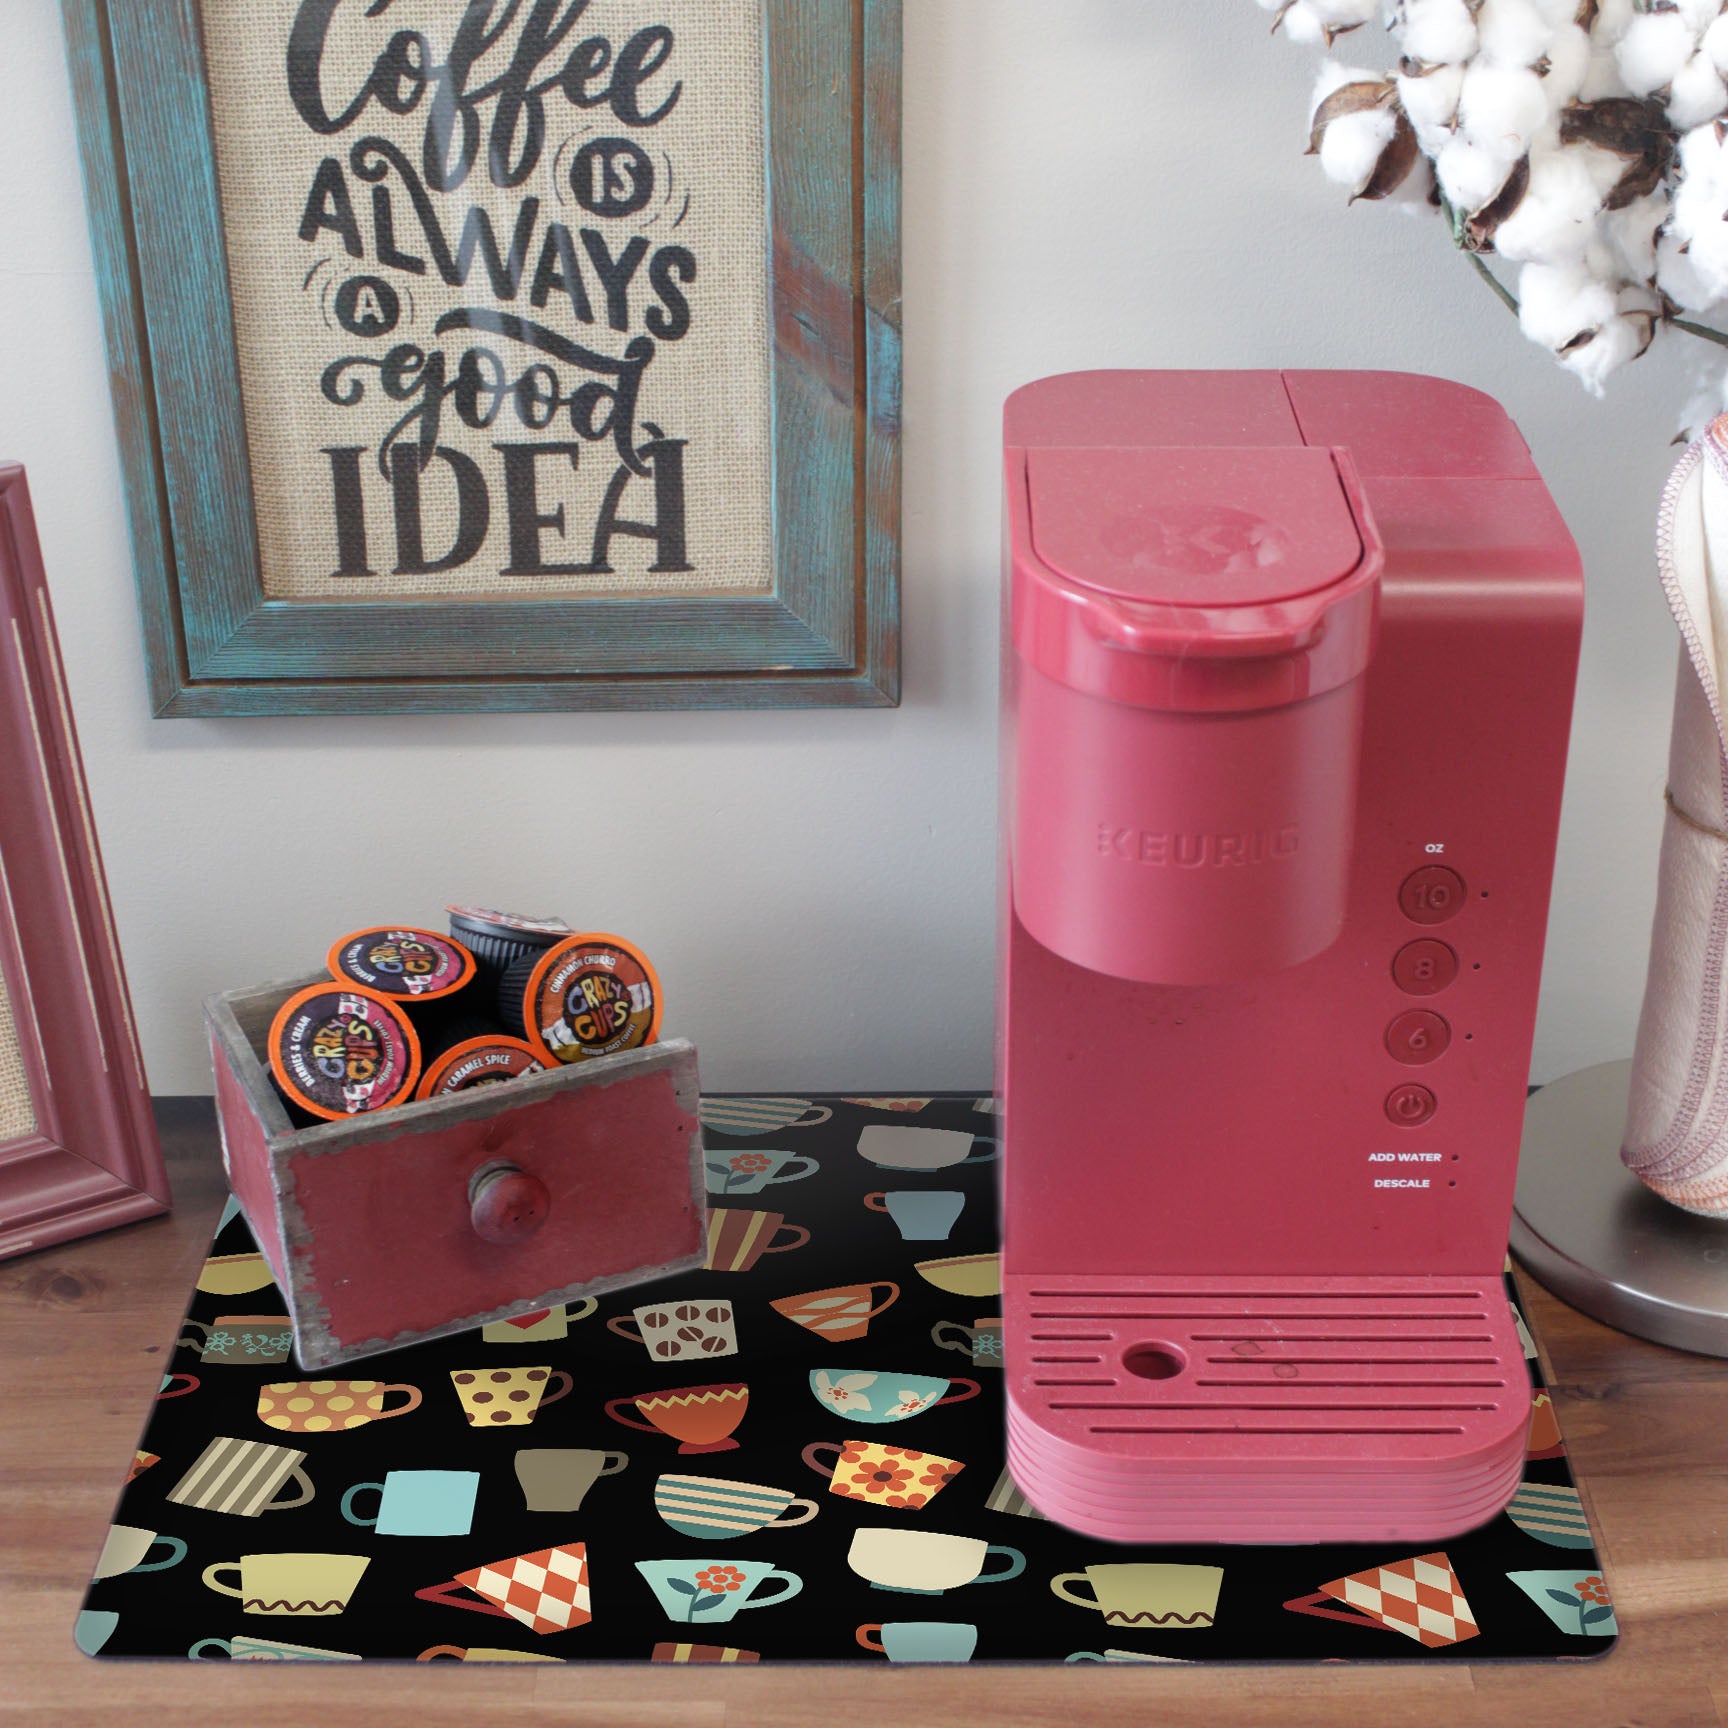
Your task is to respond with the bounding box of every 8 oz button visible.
[1399,866,1466,925]
[1386,1010,1451,1065]
[1393,939,1458,996]
[1386,1083,1437,1127]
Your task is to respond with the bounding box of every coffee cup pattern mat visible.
[77,1094,1615,1664]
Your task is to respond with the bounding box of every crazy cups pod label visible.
[416,1037,546,1101]
[444,905,573,941]
[527,934,662,1065]
[269,985,422,1122]
[329,927,476,1001]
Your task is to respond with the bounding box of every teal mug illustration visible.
[654,1474,820,1539]
[931,1319,1003,1368]
[341,1470,479,1537]
[855,1125,997,1171]
[180,1315,293,1366]
[864,1191,966,1241]
[705,1148,821,1196]
[188,1634,361,1660]
[93,1524,187,1580]
[1506,1570,1618,1636]
[636,1559,803,1623]
[809,1369,981,1424]
[848,1530,1025,1594]
[74,1611,118,1655]
[167,1437,315,1518]
[856,1621,978,1662]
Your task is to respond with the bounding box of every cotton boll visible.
[1517,259,1617,351]
[1604,192,1668,283]
[1657,231,1722,313]
[1319,106,1401,192]
[1676,0,1723,37]
[1399,0,1478,64]
[1491,149,1605,264]
[1437,133,1520,210]
[1307,0,1379,23]
[1616,11,1699,97]
[1705,13,1728,78]
[1557,308,1652,395]
[1589,0,1638,48]
[1670,51,1728,130]
[1476,0,1556,69]
[1579,42,1633,101]
[1382,153,1439,210]
[1539,24,1592,108]
[1676,363,1728,444]
[1397,62,1464,152]
[1458,62,1552,154]
[1683,218,1728,303]
[1282,3,1330,46]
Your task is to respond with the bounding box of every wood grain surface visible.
[1,1099,1723,1727]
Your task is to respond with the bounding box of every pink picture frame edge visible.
[0,463,167,1259]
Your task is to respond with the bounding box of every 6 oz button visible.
[1386,1083,1437,1127]
[1386,1010,1450,1065]
[1399,866,1466,925]
[1393,939,1458,996]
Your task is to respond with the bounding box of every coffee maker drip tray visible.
[1003,1273,1531,1545]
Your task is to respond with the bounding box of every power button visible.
[1386,1083,1437,1128]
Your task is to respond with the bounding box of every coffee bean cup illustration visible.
[189,1635,361,1661]
[449,1367,573,1426]
[341,1470,480,1537]
[256,1380,422,1434]
[515,1447,628,1513]
[705,1148,821,1196]
[809,1369,981,1425]
[636,1559,803,1624]
[1051,1563,1224,1629]
[803,1439,964,1510]
[608,1299,737,1361]
[481,1301,596,1346]
[654,1474,820,1539]
[197,1251,275,1296]
[864,1190,966,1241]
[168,1438,316,1518]
[93,1524,187,1580]
[604,1383,749,1454]
[180,1315,293,1367]
[769,1282,900,1343]
[416,1645,563,1663]
[704,1208,811,1273]
[855,1621,978,1662]
[201,1552,370,1617]
[930,1319,1004,1368]
[699,1097,831,1136]
[848,1529,1025,1594]
[855,1125,997,1171]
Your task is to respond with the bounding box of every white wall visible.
[0,3,1693,1095]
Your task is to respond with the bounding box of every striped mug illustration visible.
[699,1097,832,1136]
[705,1209,810,1273]
[654,1474,820,1539]
[168,1437,315,1518]
[770,1282,900,1343]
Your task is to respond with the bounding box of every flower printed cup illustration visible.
[704,1148,821,1196]
[1507,1571,1618,1637]
[930,1319,1003,1368]
[256,1380,422,1434]
[809,1369,981,1424]
[848,1529,1025,1595]
[608,1299,737,1362]
[604,1382,749,1454]
[448,1367,573,1427]
[770,1282,900,1343]
[1052,1564,1224,1629]
[180,1315,293,1366]
[804,1440,964,1511]
[636,1559,803,1624]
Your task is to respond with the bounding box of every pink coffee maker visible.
[998,370,1582,1543]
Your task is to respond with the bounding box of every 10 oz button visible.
[1386,1010,1451,1065]
[1399,866,1466,925]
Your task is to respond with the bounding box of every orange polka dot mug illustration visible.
[256,1380,423,1434]
[448,1367,574,1427]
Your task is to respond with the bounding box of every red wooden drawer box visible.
[207,974,706,1371]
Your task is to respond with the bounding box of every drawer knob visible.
[469,1164,551,1246]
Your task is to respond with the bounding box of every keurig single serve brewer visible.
[999,371,1582,1543]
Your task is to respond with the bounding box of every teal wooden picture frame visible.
[60,0,900,715]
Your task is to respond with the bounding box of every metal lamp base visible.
[1512,1059,1728,1358]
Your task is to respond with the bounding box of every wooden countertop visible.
[1,1099,1723,1727]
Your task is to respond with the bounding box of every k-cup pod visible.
[327,927,477,1003]
[445,905,573,990]
[416,1036,546,1101]
[500,933,662,1066]
[268,984,422,1122]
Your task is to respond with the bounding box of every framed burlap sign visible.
[0,466,167,1259]
[62,1,900,714]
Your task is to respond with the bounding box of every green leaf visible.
[1583,1604,1615,1625]
[1546,1589,1581,1607]
[668,1578,699,1597]
[693,1591,726,1613]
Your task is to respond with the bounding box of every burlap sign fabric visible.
[0,973,37,1143]
[201,0,774,600]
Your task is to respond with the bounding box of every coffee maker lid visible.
[1026,445,1366,609]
